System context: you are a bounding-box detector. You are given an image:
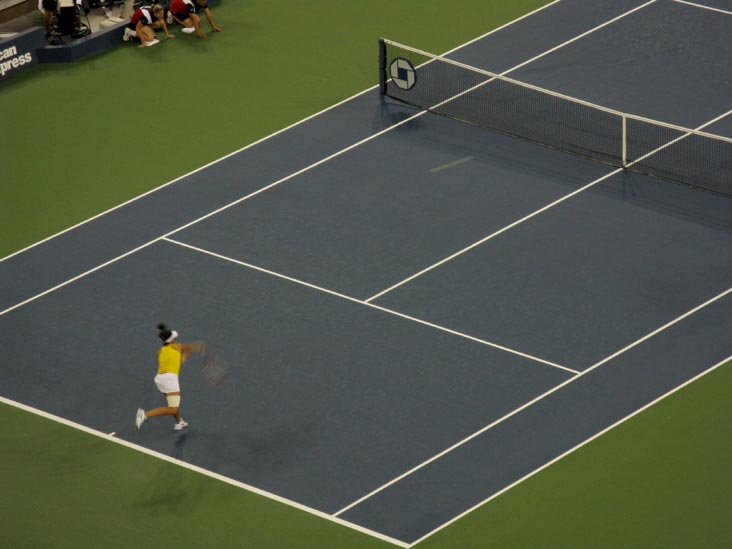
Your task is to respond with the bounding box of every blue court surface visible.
[1,0,731,544]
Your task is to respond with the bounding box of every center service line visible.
[162,237,578,375]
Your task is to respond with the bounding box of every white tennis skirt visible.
[154,373,180,394]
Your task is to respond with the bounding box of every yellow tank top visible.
[157,344,182,375]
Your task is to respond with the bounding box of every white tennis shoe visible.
[181,27,195,34]
[174,420,188,431]
[145,39,160,47]
[135,408,146,430]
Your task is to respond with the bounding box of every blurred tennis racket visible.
[201,349,229,386]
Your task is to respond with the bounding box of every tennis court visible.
[2,0,731,545]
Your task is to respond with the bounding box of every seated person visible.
[39,0,90,39]
[123,4,174,47]
[168,0,221,39]
[38,0,57,36]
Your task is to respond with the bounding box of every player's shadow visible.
[134,471,204,515]
[132,432,207,514]
[131,413,321,516]
[172,431,190,458]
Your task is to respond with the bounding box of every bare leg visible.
[43,11,54,34]
[145,391,181,422]
[145,406,180,422]
[138,25,156,47]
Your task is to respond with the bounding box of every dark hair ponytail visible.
[157,323,172,343]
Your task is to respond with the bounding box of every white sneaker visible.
[122,27,135,42]
[181,27,195,34]
[174,420,188,431]
[145,39,160,47]
[135,408,146,430]
[166,11,173,24]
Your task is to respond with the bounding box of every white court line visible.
[0,240,160,318]
[367,106,732,303]
[476,0,657,76]
[673,0,732,16]
[1,0,652,267]
[0,0,654,320]
[628,108,732,167]
[0,107,432,318]
[0,396,409,548]
[438,0,562,57]
[0,89,371,264]
[409,352,732,547]
[366,169,622,303]
[163,237,578,375]
[334,286,732,517]
[0,0,680,540]
[0,110,430,319]
[0,0,563,266]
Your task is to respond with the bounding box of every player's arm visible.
[161,19,174,39]
[177,341,206,360]
[203,7,221,32]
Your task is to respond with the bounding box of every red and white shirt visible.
[170,0,207,16]
[130,6,155,26]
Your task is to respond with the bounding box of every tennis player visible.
[135,324,204,431]
[167,0,222,39]
[122,4,174,47]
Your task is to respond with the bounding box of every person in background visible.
[167,0,222,39]
[123,3,174,47]
[38,0,57,37]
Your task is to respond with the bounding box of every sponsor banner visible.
[0,27,44,80]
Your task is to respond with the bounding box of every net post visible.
[378,37,386,95]
[621,115,628,167]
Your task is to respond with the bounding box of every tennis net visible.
[379,38,732,197]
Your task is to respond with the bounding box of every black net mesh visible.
[381,39,731,197]
[625,118,732,197]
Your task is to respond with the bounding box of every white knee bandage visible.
[167,395,181,407]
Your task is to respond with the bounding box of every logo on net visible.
[390,57,416,91]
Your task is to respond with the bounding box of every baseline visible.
[0,237,574,522]
[0,396,408,548]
